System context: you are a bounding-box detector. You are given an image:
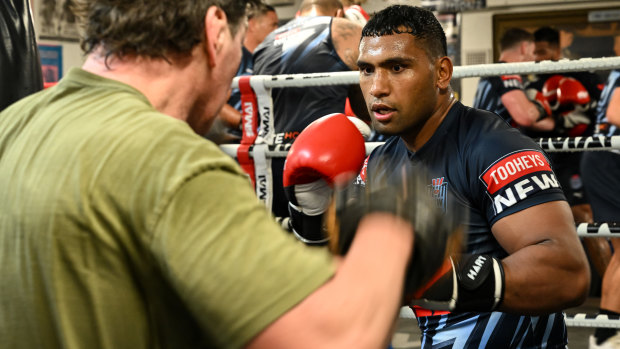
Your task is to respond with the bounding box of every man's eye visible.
[360,66,373,74]
[393,64,403,72]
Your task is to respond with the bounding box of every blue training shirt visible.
[594,69,620,137]
[472,67,524,126]
[363,101,568,349]
[253,16,350,143]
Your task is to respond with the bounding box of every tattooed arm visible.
[331,18,370,121]
[332,17,363,70]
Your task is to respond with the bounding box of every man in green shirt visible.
[0,0,420,348]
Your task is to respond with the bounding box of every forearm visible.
[306,214,413,347]
[500,239,589,314]
[330,214,413,341]
[528,115,554,132]
[248,213,414,348]
[503,91,547,128]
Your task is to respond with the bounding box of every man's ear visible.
[436,56,453,90]
[519,41,529,56]
[246,17,255,34]
[204,6,229,68]
[335,8,344,18]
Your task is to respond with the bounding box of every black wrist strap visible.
[454,254,505,312]
[552,113,568,134]
[287,202,328,245]
[534,101,548,122]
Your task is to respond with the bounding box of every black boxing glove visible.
[324,163,467,302]
[411,253,505,312]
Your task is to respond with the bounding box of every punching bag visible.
[0,0,43,112]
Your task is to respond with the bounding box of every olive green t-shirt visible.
[0,68,335,348]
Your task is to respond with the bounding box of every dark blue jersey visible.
[472,66,524,125]
[595,69,620,137]
[253,16,350,143]
[253,16,351,218]
[364,102,568,348]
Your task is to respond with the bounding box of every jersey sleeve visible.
[470,128,567,226]
[498,74,525,95]
[150,167,335,348]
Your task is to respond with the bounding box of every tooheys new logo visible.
[480,150,560,214]
[501,75,523,89]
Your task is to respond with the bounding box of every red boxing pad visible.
[557,77,591,106]
[283,113,366,187]
[542,75,565,104]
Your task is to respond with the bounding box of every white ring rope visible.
[220,136,620,159]
[398,307,620,328]
[273,217,617,238]
[537,136,620,153]
[577,222,620,238]
[231,56,620,89]
[564,314,620,329]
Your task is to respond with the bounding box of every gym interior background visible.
[33,0,620,106]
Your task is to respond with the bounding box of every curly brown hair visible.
[72,0,261,60]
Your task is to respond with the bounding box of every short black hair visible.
[499,28,533,51]
[248,2,276,19]
[361,5,447,60]
[534,26,560,46]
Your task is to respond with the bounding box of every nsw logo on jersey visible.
[428,176,448,212]
[479,150,560,214]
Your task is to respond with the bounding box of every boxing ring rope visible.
[397,308,620,329]
[230,56,620,88]
[227,57,620,327]
[220,135,620,159]
[565,314,620,329]
[577,222,620,237]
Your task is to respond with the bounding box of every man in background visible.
[526,25,607,288]
[473,28,554,132]
[205,2,279,144]
[582,33,620,349]
[253,0,369,230]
